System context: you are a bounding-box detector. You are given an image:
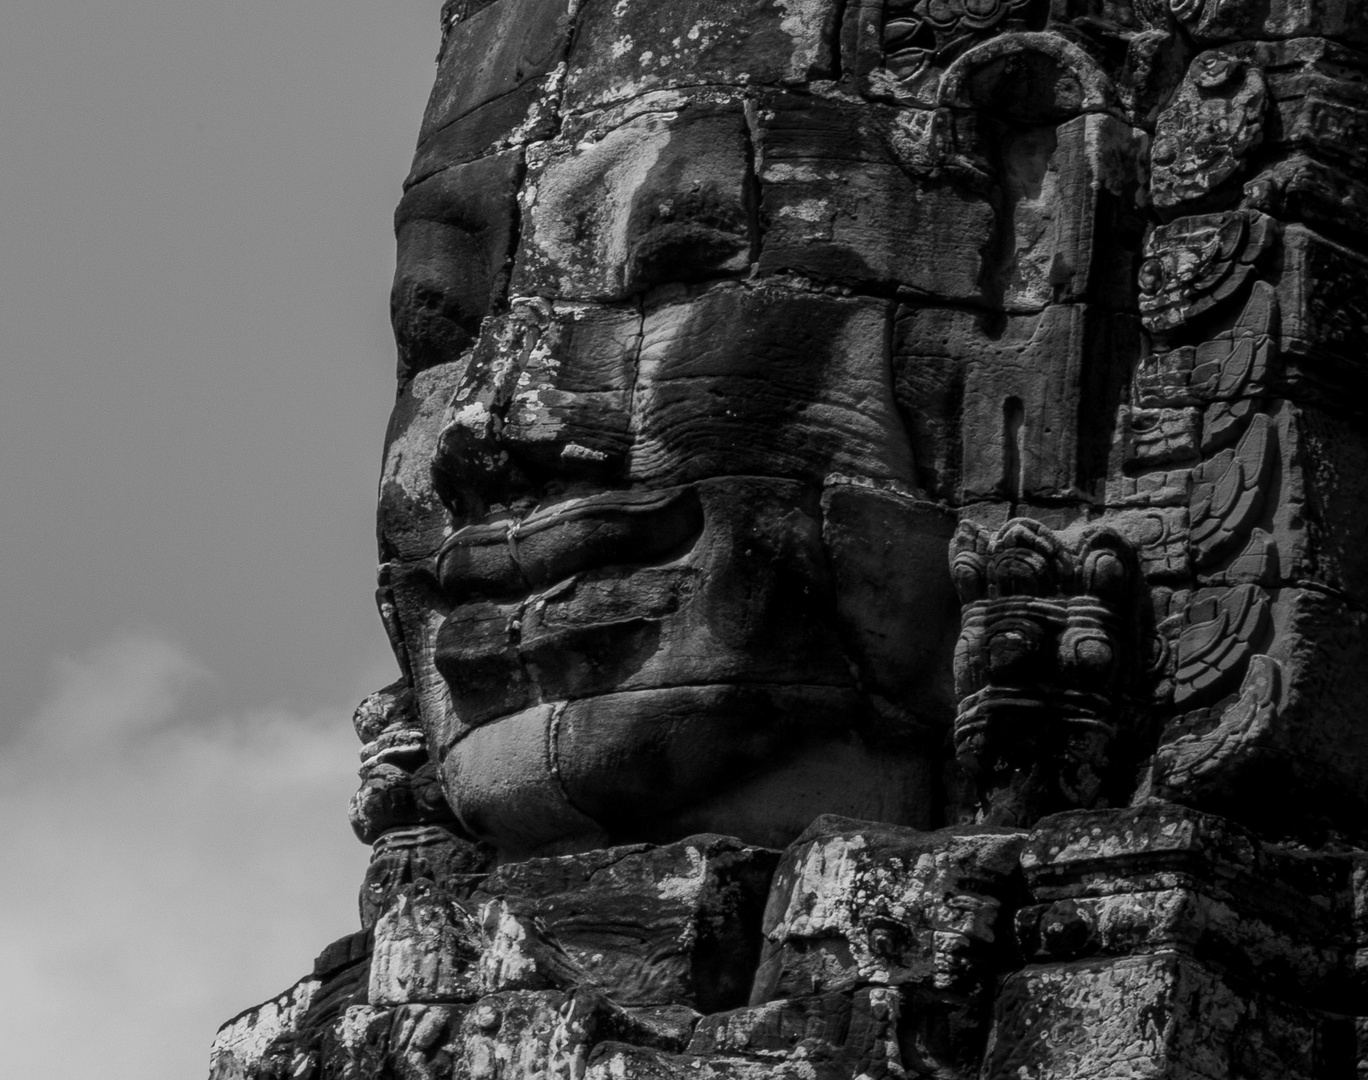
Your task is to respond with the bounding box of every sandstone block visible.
[562,0,839,114]
[1018,805,1357,1006]
[512,100,754,302]
[631,285,915,487]
[475,835,779,1012]
[983,953,1332,1080]
[751,815,1025,1003]
[753,94,993,299]
[417,0,574,147]
[210,976,323,1080]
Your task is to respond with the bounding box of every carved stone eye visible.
[1150,137,1176,167]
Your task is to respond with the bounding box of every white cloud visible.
[0,631,373,1080]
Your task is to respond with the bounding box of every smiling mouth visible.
[434,485,705,604]
[432,485,709,731]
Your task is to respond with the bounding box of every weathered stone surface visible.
[950,517,1144,822]
[752,94,994,299]
[513,99,754,302]
[630,286,914,486]
[360,826,488,930]
[349,684,461,846]
[219,2,1368,1078]
[1017,806,1352,988]
[984,953,1334,1080]
[211,977,322,1080]
[752,816,1024,1008]
[416,0,573,148]
[475,835,778,1011]
[981,805,1362,1079]
[392,152,523,378]
[562,0,839,114]
[1172,0,1368,49]
[1151,50,1266,212]
[754,97,1139,310]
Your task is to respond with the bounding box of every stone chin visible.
[440,684,937,861]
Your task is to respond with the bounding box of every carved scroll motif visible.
[1189,412,1276,570]
[1174,583,1271,707]
[1123,407,1202,470]
[1151,50,1266,210]
[1156,654,1282,794]
[884,0,1042,79]
[1138,211,1278,333]
[849,0,1050,97]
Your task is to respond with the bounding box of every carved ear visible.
[352,680,418,745]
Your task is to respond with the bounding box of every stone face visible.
[218,1,1368,1078]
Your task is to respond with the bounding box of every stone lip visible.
[433,486,704,604]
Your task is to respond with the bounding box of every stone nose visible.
[430,405,516,523]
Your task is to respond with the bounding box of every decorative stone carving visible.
[1153,653,1282,796]
[1138,210,1278,333]
[881,0,1045,84]
[1188,412,1276,570]
[1173,584,1271,707]
[993,805,1357,1080]
[359,826,487,931]
[1151,50,1266,210]
[747,815,1026,1076]
[349,684,459,846]
[1135,282,1279,408]
[950,518,1141,824]
[214,3,1368,1079]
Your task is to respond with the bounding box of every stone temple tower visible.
[211,2,1368,1077]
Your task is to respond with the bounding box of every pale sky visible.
[0,3,441,1076]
